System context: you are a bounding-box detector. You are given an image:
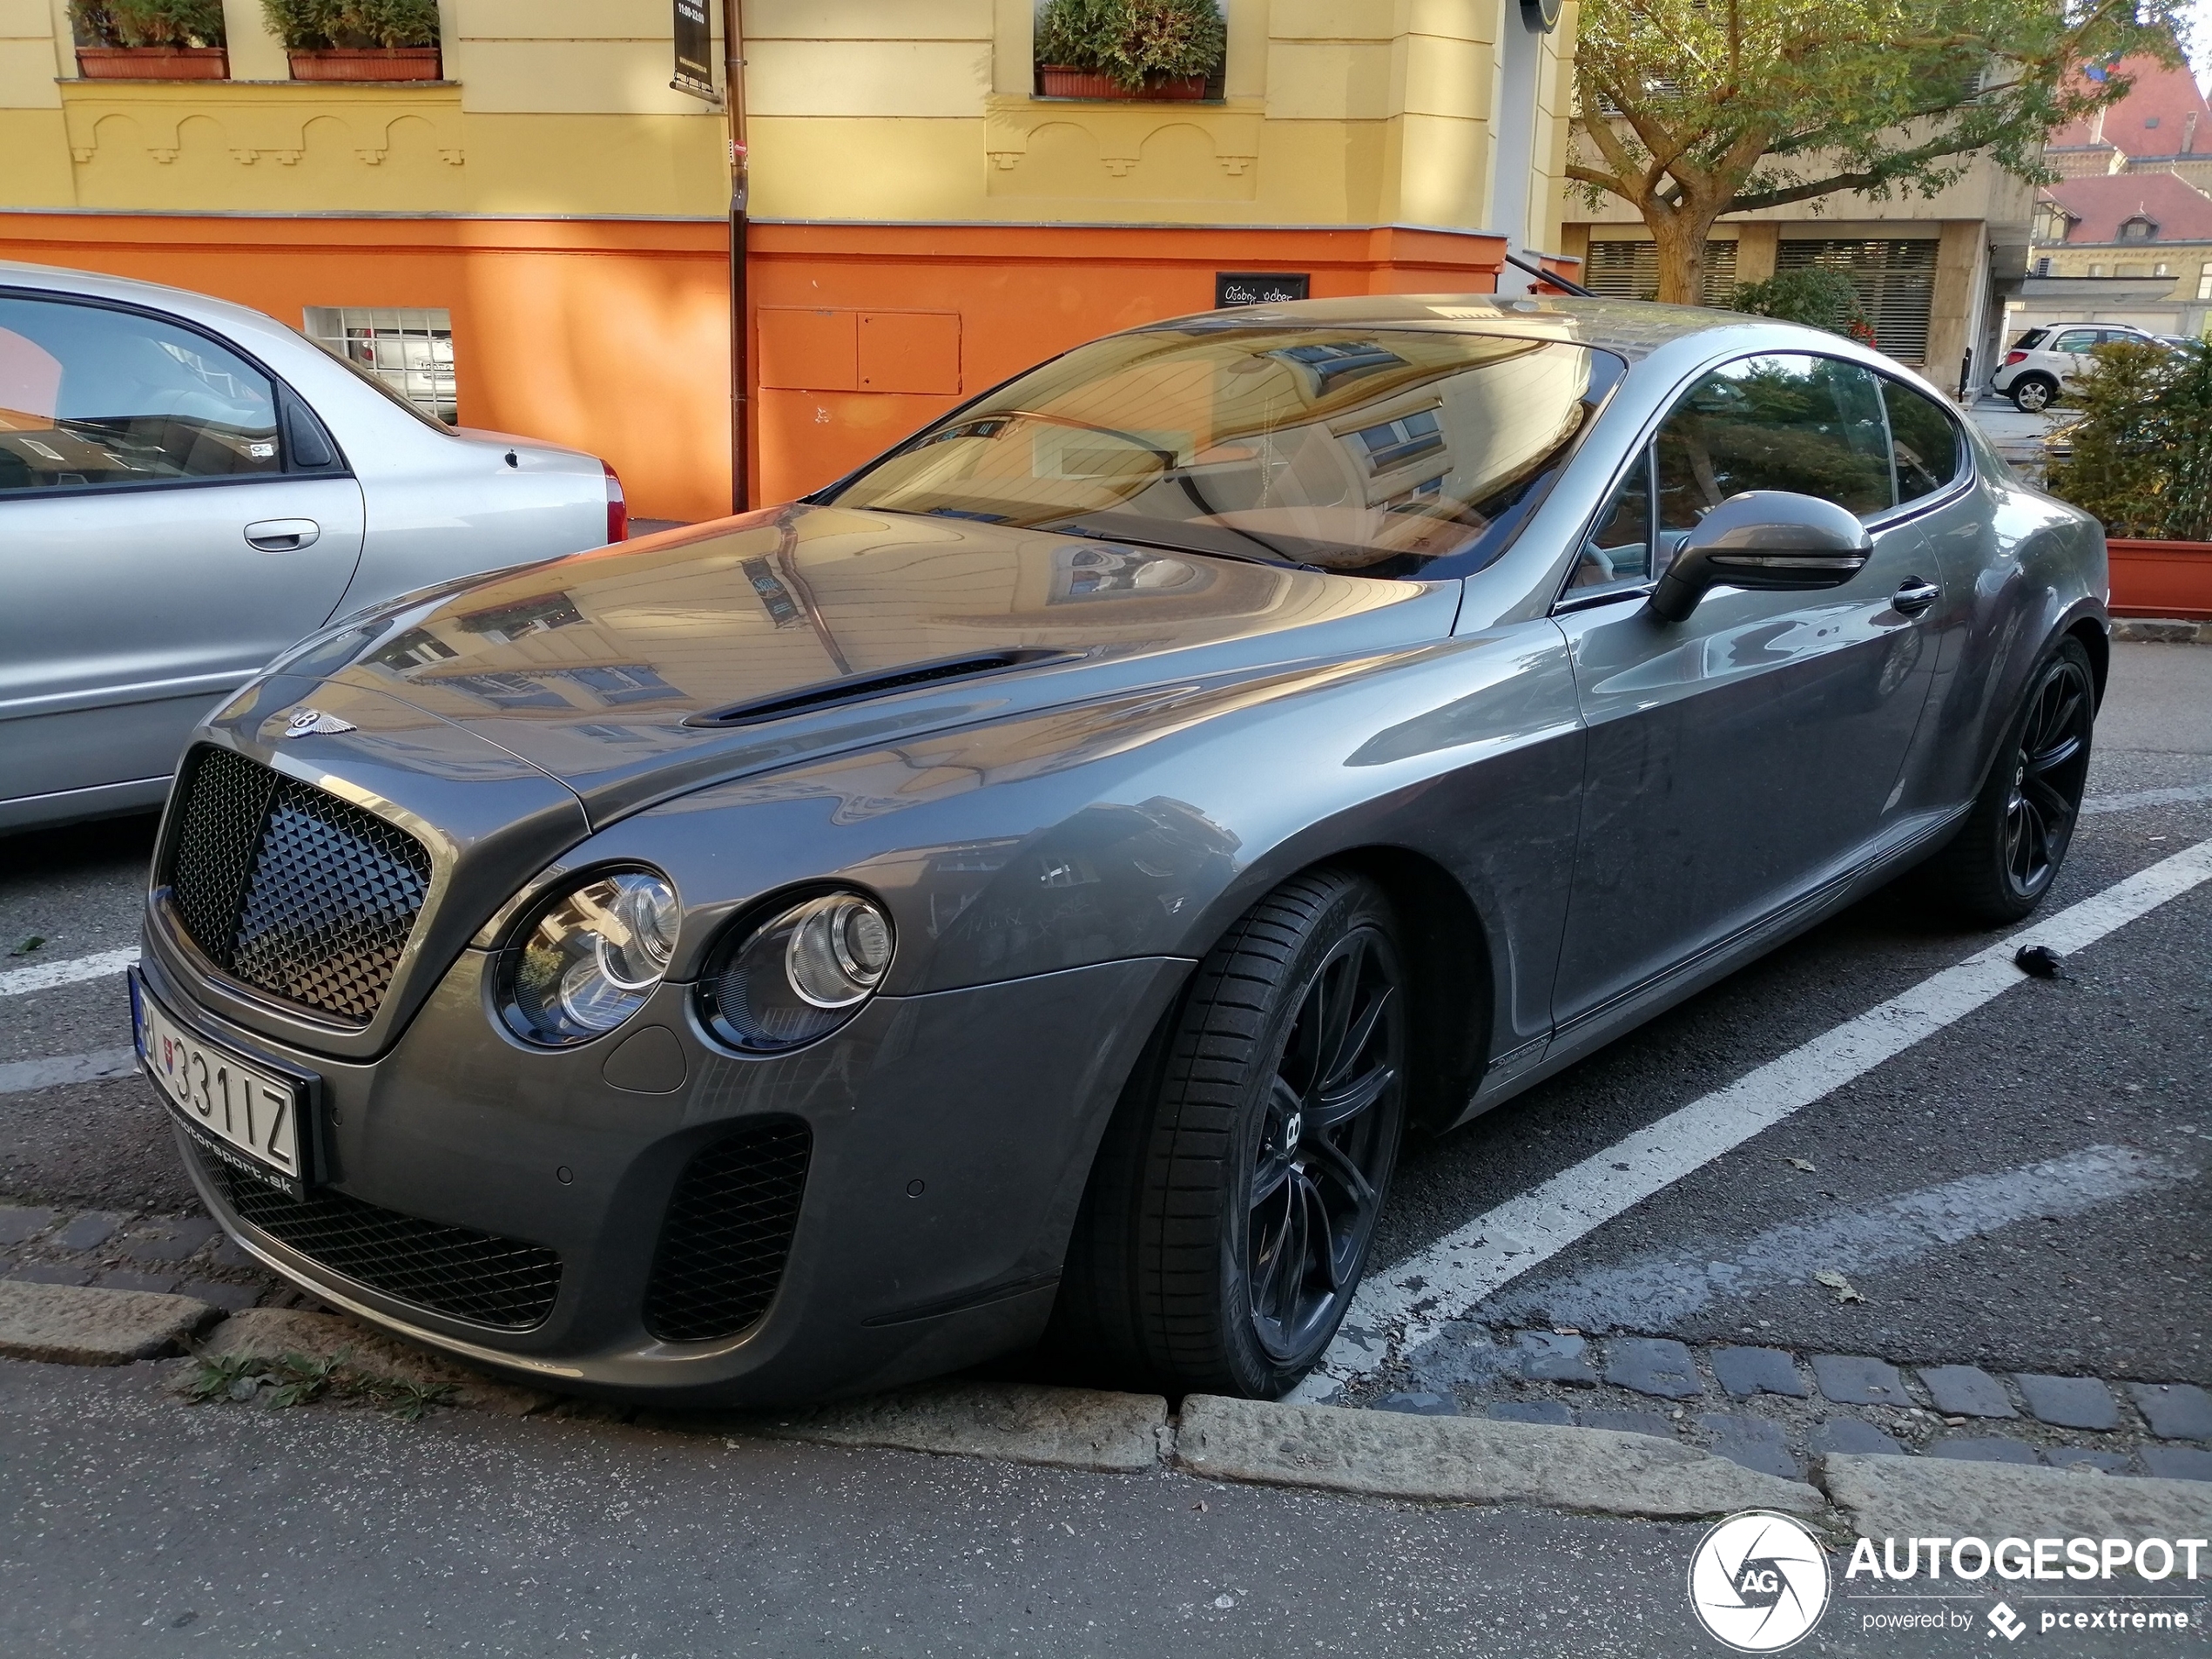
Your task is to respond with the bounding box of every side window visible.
[0,295,280,494]
[2054,329,2099,355]
[1568,448,1656,595]
[1882,376,1964,503]
[1656,353,1894,536]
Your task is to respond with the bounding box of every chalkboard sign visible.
[672,0,716,100]
[1215,272,1310,308]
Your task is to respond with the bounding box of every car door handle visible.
[1892,577,1940,617]
[245,518,320,552]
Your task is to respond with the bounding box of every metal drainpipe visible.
[721,0,750,514]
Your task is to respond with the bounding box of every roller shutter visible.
[1775,239,1939,364]
[1582,239,1739,305]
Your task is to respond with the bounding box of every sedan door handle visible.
[1892,577,1940,617]
[245,518,320,552]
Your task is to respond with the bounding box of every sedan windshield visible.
[826,326,1624,578]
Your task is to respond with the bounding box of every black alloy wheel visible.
[1245,924,1403,1365]
[1049,869,1409,1399]
[1918,637,2096,924]
[2002,651,2094,899]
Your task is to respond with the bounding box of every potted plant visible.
[71,0,228,79]
[2044,338,2212,620]
[263,0,442,81]
[1035,0,1224,101]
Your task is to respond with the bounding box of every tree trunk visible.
[1645,195,1730,305]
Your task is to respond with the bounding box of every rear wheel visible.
[1917,637,2095,924]
[1051,869,1407,1398]
[2011,374,2057,414]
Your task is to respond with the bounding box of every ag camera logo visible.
[1689,1510,1832,1651]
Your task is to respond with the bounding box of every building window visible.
[2155,263,2171,278]
[2088,263,2106,276]
[2199,263,2212,300]
[2117,216,2156,241]
[2033,256,2053,275]
[302,307,457,425]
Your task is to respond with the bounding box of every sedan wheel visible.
[1050,869,1407,1398]
[1917,637,2094,924]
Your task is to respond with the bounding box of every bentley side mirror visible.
[1646,490,1874,624]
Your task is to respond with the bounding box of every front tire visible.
[1917,637,2095,924]
[1051,869,1407,1398]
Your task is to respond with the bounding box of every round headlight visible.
[499,869,679,1046]
[701,891,894,1053]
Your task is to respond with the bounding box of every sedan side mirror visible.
[1646,490,1874,624]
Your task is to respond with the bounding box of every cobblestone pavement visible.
[1351,1324,2212,1483]
[0,1200,279,1312]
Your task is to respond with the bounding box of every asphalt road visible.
[2,641,2209,1657]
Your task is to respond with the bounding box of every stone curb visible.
[2111,617,2211,644]
[726,1380,1170,1474]
[1818,1452,2212,1540]
[1172,1393,1824,1518]
[10,1289,2209,1530]
[0,1278,217,1365]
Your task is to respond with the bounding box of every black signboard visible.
[672,0,717,101]
[1215,272,1310,308]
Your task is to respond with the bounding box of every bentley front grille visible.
[166,746,432,1026]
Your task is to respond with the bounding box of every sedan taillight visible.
[2002,350,2028,366]
[604,461,628,543]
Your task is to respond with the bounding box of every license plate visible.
[132,972,313,1198]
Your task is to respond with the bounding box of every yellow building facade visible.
[3,0,1579,519]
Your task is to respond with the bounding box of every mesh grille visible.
[166,746,432,1025]
[644,1122,812,1343]
[205,1152,562,1330]
[170,747,278,957]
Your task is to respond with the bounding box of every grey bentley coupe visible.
[132,297,2105,1404]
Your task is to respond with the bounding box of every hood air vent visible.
[685,649,1078,729]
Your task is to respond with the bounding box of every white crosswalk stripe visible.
[0,947,140,1000]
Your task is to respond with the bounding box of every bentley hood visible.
[299,505,1460,824]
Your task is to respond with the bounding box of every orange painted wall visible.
[1,214,1507,521]
[745,222,1507,504]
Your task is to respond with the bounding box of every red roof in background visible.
[2047,55,2212,157]
[2044,171,2212,243]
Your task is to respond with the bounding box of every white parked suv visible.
[0,261,630,832]
[1989,321,2161,412]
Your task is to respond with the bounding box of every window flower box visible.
[2107,537,2212,620]
[76,44,227,78]
[287,46,441,80]
[1036,65,1206,100]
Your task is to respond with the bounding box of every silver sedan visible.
[0,261,625,832]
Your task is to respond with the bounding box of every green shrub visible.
[2045,339,2212,543]
[1035,0,1225,91]
[1730,268,1874,343]
[71,0,226,48]
[261,0,440,50]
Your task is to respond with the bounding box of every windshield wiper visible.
[1050,521,1324,573]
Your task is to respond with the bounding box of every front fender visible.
[573,622,1584,1082]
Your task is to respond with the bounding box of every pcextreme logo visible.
[1689,1510,1832,1651]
